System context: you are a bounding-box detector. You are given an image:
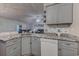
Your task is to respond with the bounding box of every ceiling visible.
[0,3,44,23]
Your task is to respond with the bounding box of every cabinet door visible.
[58,41,78,56]
[22,36,31,56]
[0,41,6,56]
[46,4,58,24]
[6,42,20,56]
[57,3,73,24]
[31,37,41,56]
[59,47,77,56]
[46,3,73,24]
[41,38,58,56]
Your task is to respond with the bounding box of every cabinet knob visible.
[13,47,17,50]
[44,11,46,13]
[58,48,61,51]
[44,20,46,23]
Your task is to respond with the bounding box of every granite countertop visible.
[0,32,21,41]
[22,32,59,39]
[22,32,79,42]
[59,33,79,42]
[1,32,79,42]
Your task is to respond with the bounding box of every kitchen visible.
[0,3,79,56]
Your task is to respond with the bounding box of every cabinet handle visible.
[13,47,17,50]
[65,43,70,45]
[30,42,32,44]
[13,40,17,42]
[58,48,61,51]
[34,39,37,40]
[44,11,46,13]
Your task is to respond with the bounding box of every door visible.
[22,36,31,56]
[57,3,73,24]
[41,38,58,56]
[31,36,41,56]
[46,3,73,24]
[58,47,77,56]
[46,4,58,24]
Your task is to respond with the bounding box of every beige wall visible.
[44,3,79,36]
[0,17,26,32]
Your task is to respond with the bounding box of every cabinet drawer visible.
[41,38,58,44]
[6,42,20,55]
[6,38,21,46]
[59,41,78,49]
[58,47,77,56]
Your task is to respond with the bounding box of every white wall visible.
[66,3,79,36]
[0,17,26,32]
[44,3,79,36]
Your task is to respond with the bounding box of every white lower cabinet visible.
[0,37,21,56]
[41,38,58,56]
[41,37,79,56]
[58,47,77,56]
[6,42,20,56]
[31,36,41,56]
[22,36,31,56]
[0,34,79,56]
[58,41,78,56]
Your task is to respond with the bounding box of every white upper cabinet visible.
[45,3,73,24]
[57,4,73,24]
[46,4,58,24]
